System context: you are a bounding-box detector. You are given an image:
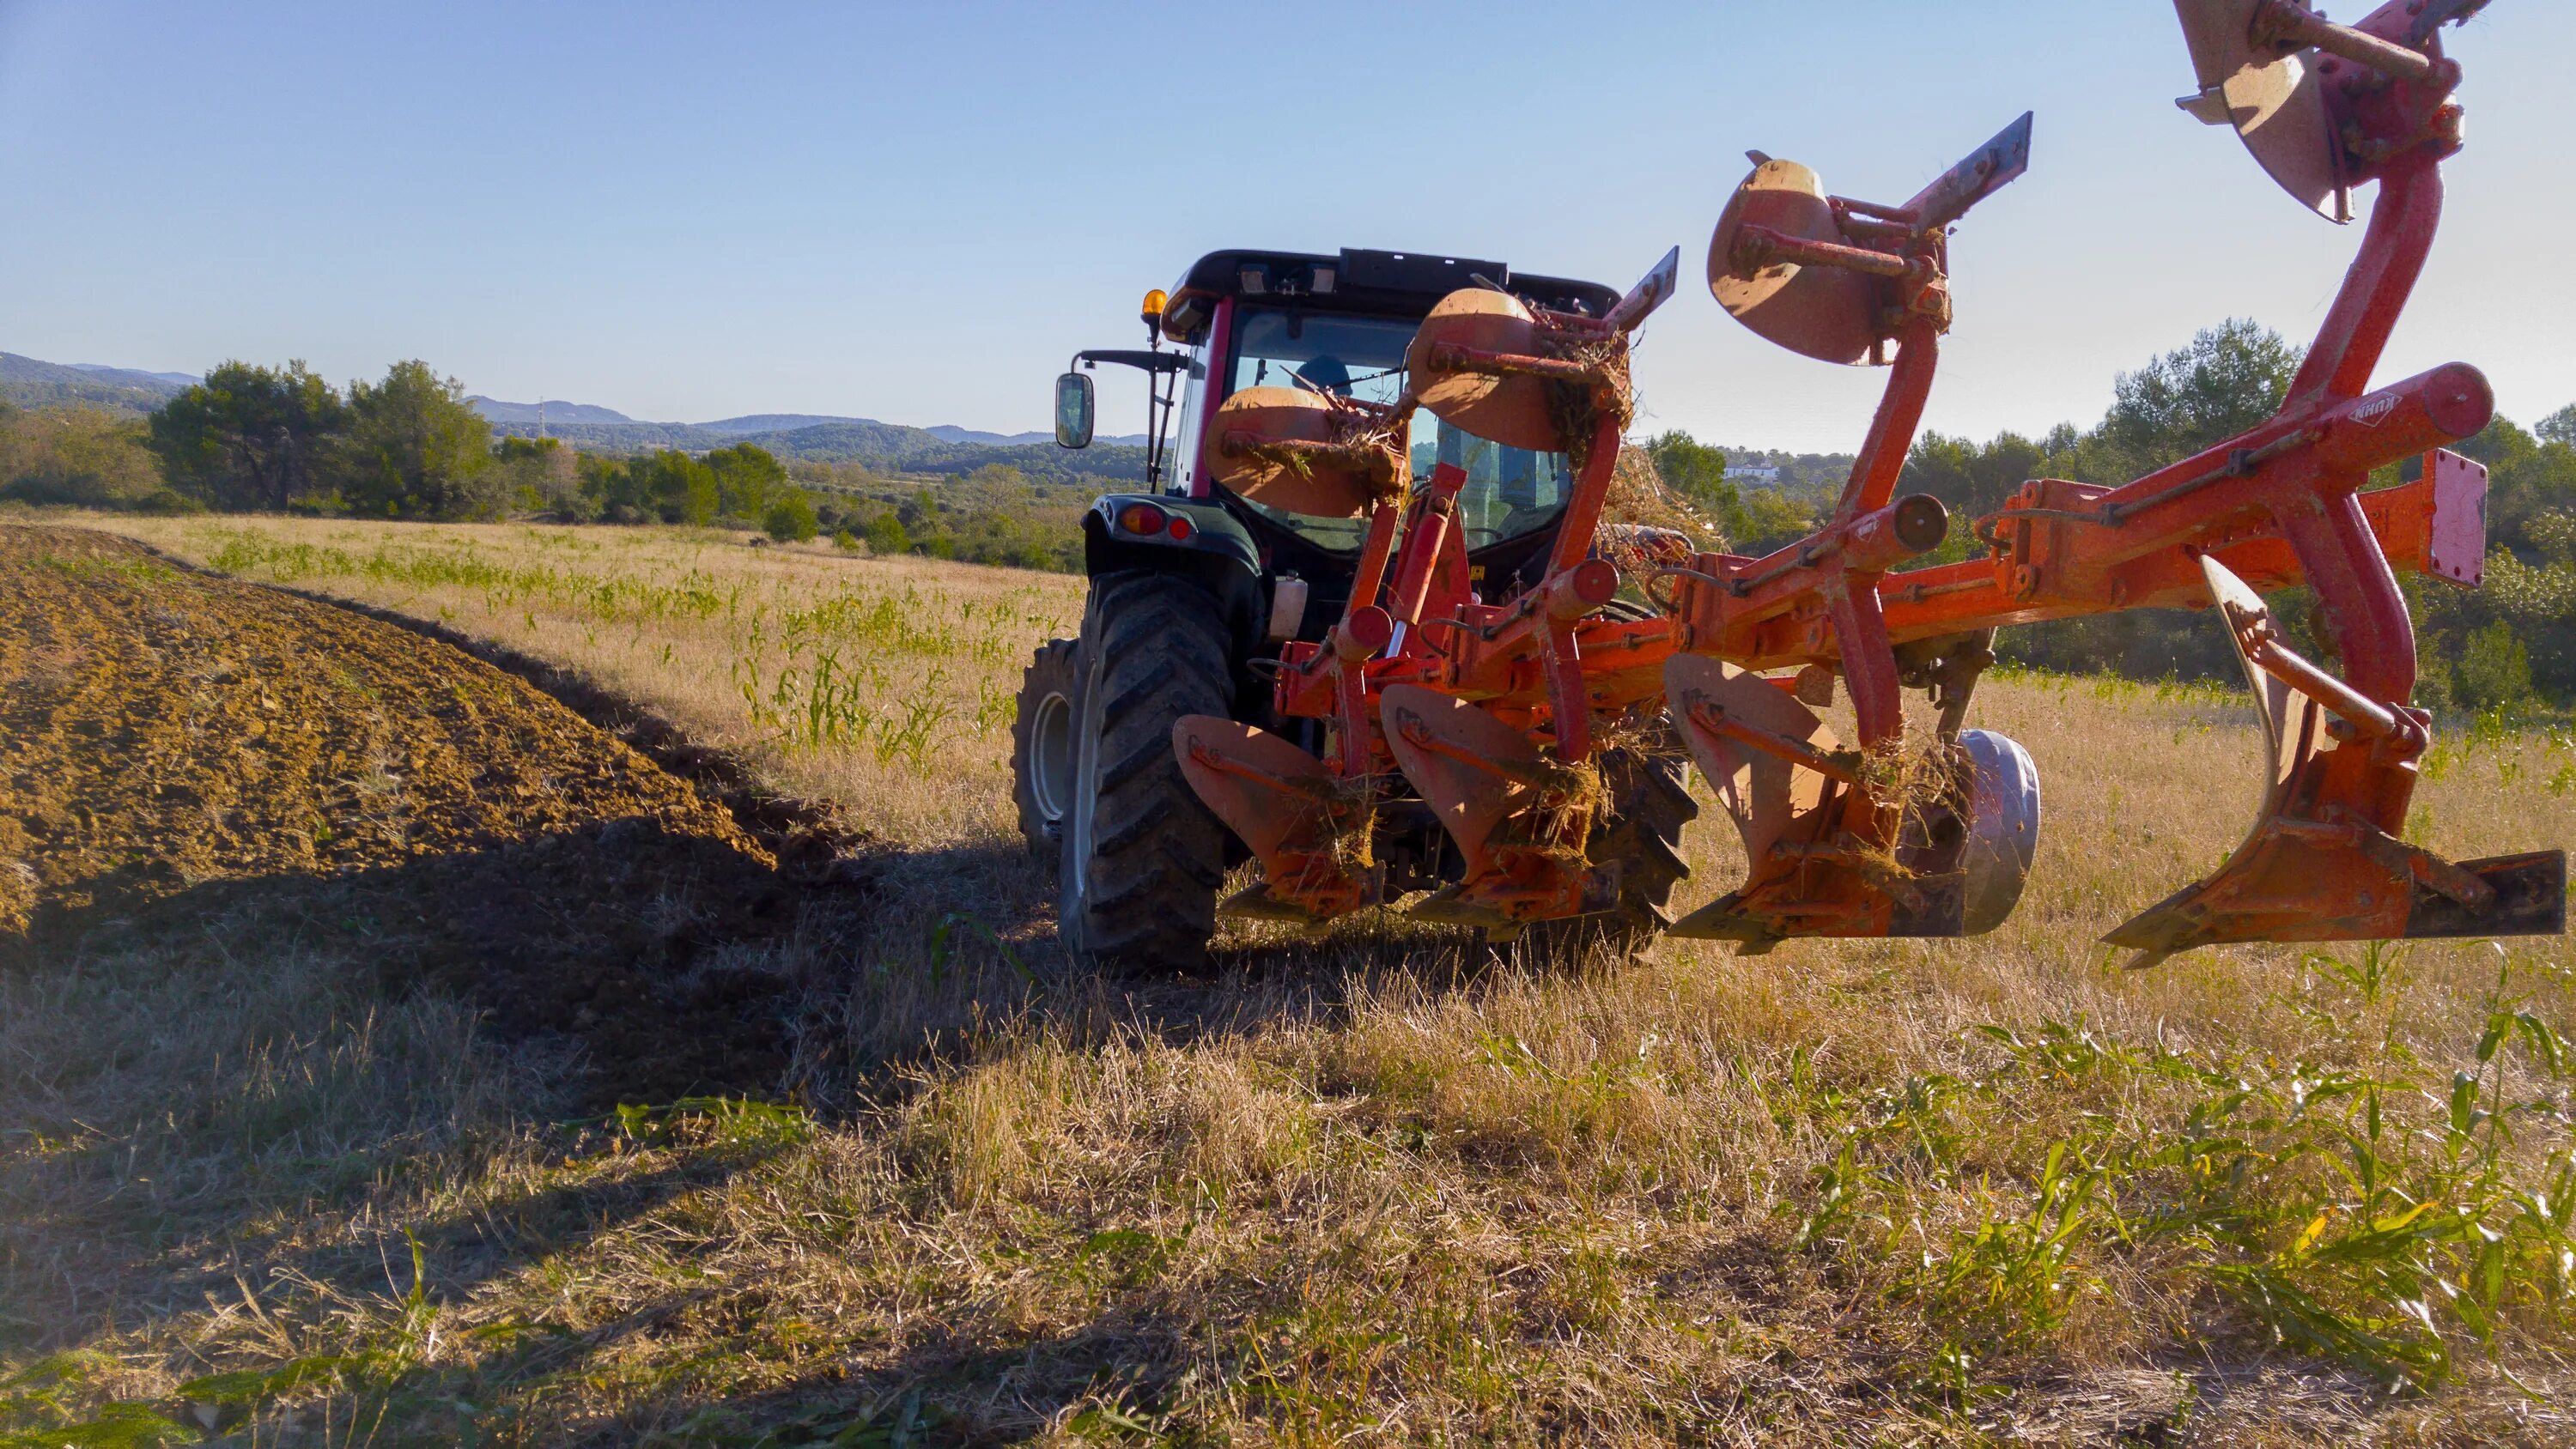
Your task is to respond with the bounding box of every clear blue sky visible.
[3,1,2568,452]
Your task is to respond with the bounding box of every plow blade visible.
[1664,656,2040,947]
[1380,684,1600,927]
[1173,717,1373,924]
[2105,557,2567,966]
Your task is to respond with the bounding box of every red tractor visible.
[1021,249,1697,970]
[1020,0,2561,975]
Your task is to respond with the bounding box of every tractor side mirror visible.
[1054,372,1095,450]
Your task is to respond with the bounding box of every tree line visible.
[0,359,826,541]
[0,358,1103,565]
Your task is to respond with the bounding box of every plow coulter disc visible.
[1405,289,1568,453]
[1705,157,1887,366]
[1202,387,1382,518]
[1950,729,2043,936]
[2172,0,2349,221]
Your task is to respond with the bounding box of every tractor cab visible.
[1055,248,1621,625]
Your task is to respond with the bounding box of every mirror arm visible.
[1145,365,1170,487]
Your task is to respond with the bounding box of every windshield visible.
[1224,306,1570,553]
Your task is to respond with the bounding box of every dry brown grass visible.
[3,509,2572,1446]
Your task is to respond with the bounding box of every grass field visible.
[7,511,2573,1446]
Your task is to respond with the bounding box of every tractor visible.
[1018,0,2562,977]
[1020,248,1698,971]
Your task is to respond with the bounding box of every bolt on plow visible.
[1018,0,2561,973]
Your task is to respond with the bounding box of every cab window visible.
[1223,306,1570,554]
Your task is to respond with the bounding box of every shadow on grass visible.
[15,819,857,1110]
[5,822,861,1309]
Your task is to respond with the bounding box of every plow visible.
[1025,0,2562,972]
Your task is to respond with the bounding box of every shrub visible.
[135,488,206,516]
[864,512,910,555]
[762,490,819,543]
[2452,619,2533,712]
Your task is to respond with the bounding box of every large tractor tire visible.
[1011,638,1079,865]
[1058,572,1235,972]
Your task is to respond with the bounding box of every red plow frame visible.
[1175,0,2563,961]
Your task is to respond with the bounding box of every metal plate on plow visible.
[1606,246,1684,333]
[1902,112,2035,233]
[2427,448,2489,586]
[1664,654,1834,868]
[1379,683,1544,859]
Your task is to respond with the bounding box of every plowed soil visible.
[0,524,841,1106]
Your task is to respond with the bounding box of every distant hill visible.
[488,412,1153,486]
[467,397,635,426]
[472,401,1145,451]
[695,414,861,436]
[695,415,1146,448]
[923,423,1151,447]
[71,363,197,387]
[492,420,732,451]
[485,418,927,456]
[0,354,192,413]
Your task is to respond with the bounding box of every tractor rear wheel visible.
[1058,572,1234,972]
[1517,731,1698,961]
[1011,638,1079,865]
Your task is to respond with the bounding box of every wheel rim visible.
[1028,688,1076,824]
[1063,646,1107,925]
